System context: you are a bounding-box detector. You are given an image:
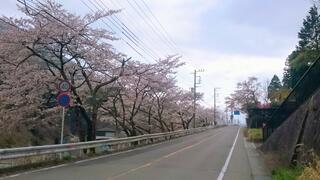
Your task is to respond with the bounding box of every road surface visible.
[3,126,252,180]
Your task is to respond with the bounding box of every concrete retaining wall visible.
[262,88,320,165]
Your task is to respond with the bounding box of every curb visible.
[243,138,272,180]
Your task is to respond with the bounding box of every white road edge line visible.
[0,128,221,180]
[216,127,240,180]
[0,140,169,180]
[106,131,224,180]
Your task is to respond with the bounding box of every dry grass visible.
[269,155,320,180]
[298,160,320,180]
[0,129,32,148]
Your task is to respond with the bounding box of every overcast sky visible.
[0,0,313,112]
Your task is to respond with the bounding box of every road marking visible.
[216,127,240,180]
[0,164,69,179]
[0,137,185,180]
[0,129,220,180]
[106,131,223,180]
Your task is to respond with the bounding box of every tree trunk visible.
[148,106,152,134]
[89,106,99,153]
[170,122,174,131]
[76,106,92,154]
[91,109,98,141]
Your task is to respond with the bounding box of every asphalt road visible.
[3,126,252,180]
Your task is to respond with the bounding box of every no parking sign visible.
[57,93,71,107]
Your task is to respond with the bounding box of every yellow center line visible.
[106,130,223,180]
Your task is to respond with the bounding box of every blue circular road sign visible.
[57,93,71,107]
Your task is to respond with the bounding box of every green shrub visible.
[272,166,304,180]
[247,128,262,142]
[62,154,72,161]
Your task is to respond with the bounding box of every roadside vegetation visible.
[273,2,320,179]
[298,160,320,180]
[243,128,262,142]
[247,128,262,142]
[272,165,304,180]
[272,160,320,180]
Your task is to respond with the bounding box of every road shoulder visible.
[243,133,272,180]
[223,128,252,180]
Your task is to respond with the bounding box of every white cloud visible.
[146,0,219,43]
[176,48,286,108]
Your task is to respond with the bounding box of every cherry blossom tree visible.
[102,56,183,136]
[174,90,196,129]
[225,77,262,113]
[0,0,200,147]
[0,0,127,143]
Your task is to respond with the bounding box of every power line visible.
[80,0,116,33]
[123,0,174,55]
[99,0,163,60]
[139,0,181,53]
[108,0,195,86]
[131,0,177,53]
[135,0,180,53]
[89,0,161,61]
[108,0,170,58]
[82,0,157,62]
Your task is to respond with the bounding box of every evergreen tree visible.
[268,75,282,103]
[298,5,320,51]
[282,59,292,88]
[283,4,320,88]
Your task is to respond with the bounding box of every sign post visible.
[60,107,65,144]
[57,93,71,144]
[57,81,72,159]
[57,81,71,144]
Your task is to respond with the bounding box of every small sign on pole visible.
[57,93,71,107]
[56,93,71,146]
[57,80,72,147]
[60,107,65,145]
[58,80,71,92]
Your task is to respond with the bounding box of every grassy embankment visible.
[244,128,320,179]
[272,161,320,180]
[243,128,262,142]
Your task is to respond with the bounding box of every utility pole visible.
[193,70,196,128]
[192,69,204,128]
[225,110,228,125]
[213,87,220,126]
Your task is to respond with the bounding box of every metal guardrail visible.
[0,127,210,162]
